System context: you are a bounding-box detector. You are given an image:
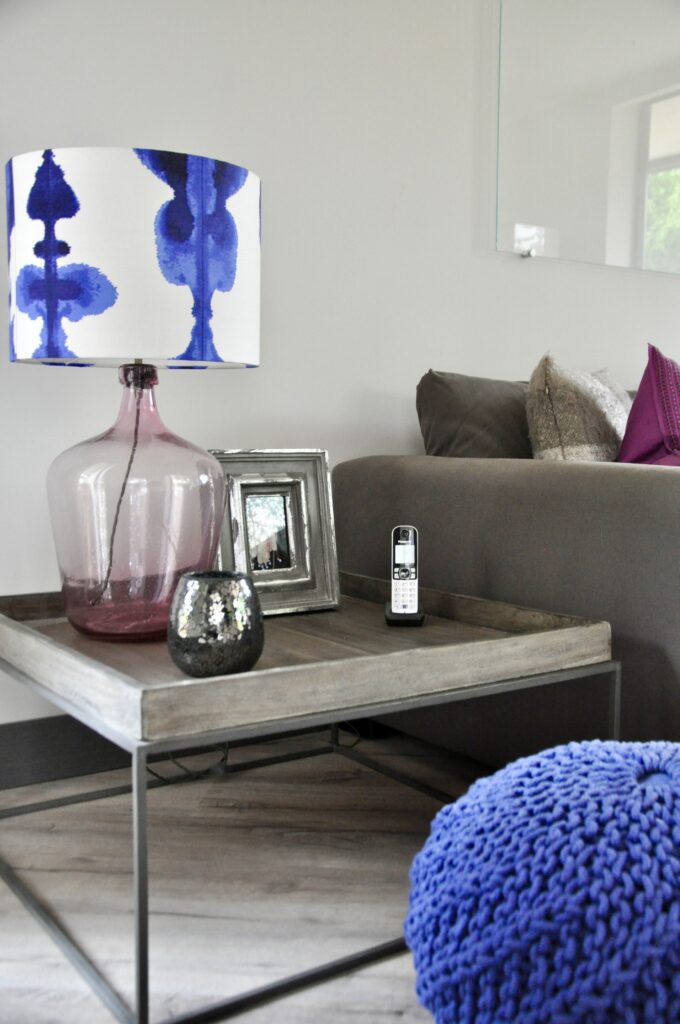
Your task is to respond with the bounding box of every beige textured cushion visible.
[526,356,631,461]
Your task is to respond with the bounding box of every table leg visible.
[608,664,622,741]
[133,748,150,1024]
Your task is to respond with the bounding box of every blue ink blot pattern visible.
[135,149,248,361]
[15,150,117,360]
[5,161,14,256]
[5,160,15,361]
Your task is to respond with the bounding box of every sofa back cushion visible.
[417,369,532,459]
[526,356,630,461]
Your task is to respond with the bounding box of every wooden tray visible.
[0,572,611,747]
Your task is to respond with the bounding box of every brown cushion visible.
[526,355,631,461]
[416,369,532,458]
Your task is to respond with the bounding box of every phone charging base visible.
[384,603,425,627]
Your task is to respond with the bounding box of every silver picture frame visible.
[210,449,340,616]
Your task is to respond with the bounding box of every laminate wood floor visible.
[0,730,489,1023]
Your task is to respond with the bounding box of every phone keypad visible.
[392,580,418,612]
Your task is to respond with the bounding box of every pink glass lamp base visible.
[63,573,188,642]
[47,364,226,642]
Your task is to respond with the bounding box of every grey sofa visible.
[332,454,680,767]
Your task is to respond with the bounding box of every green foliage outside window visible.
[645,168,680,273]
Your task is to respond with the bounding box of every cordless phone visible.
[385,526,424,626]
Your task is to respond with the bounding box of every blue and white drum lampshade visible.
[6,147,260,367]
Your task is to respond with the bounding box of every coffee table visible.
[0,572,619,1024]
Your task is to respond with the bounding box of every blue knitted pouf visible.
[405,741,680,1024]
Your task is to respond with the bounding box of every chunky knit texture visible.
[405,741,680,1024]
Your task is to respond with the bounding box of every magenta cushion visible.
[617,344,680,466]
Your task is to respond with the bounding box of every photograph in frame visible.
[210,449,340,616]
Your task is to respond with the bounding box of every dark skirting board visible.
[0,715,130,791]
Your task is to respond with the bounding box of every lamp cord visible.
[89,385,143,606]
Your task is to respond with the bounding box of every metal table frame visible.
[0,658,621,1024]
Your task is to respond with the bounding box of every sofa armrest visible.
[332,455,680,763]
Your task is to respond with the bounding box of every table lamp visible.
[6,147,260,641]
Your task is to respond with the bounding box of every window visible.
[643,93,680,272]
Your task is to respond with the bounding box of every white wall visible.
[1,0,680,722]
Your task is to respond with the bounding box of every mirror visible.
[497,0,680,273]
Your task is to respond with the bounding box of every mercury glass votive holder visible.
[168,571,264,678]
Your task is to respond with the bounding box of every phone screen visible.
[395,544,415,564]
